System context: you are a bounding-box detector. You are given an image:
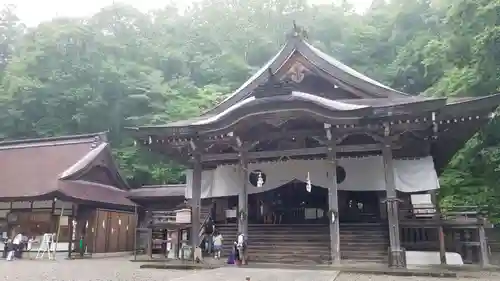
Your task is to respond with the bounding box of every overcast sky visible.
[1,0,373,26]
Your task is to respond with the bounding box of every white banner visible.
[185,156,439,199]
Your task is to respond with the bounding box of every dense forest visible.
[1,0,500,219]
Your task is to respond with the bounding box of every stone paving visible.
[1,257,500,281]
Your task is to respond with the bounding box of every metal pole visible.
[133,204,137,261]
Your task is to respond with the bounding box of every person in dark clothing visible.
[204,220,214,253]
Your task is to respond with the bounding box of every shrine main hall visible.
[128,27,500,267]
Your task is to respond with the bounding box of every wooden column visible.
[67,204,76,259]
[478,217,490,267]
[238,152,249,236]
[190,154,202,252]
[431,191,447,265]
[382,136,405,267]
[325,124,340,265]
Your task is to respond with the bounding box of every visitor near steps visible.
[212,231,223,259]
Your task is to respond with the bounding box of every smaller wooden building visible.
[0,133,137,256]
[128,185,187,256]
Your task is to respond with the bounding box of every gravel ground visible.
[0,258,191,281]
[334,272,500,281]
[1,257,500,281]
[0,258,339,281]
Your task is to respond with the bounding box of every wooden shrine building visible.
[128,27,500,267]
[0,133,136,256]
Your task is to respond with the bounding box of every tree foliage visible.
[1,0,500,219]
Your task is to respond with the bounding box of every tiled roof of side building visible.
[0,132,135,207]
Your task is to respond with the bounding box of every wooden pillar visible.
[325,124,340,265]
[238,152,249,236]
[478,217,490,267]
[190,154,202,252]
[67,204,76,259]
[382,136,405,267]
[438,226,447,264]
[430,191,447,264]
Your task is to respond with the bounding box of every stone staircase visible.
[339,223,389,262]
[216,223,389,264]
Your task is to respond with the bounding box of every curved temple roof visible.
[126,26,500,173]
[202,30,409,117]
[127,27,500,135]
[191,91,370,126]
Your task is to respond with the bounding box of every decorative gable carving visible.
[284,61,309,83]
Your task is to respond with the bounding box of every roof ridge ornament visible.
[287,20,308,40]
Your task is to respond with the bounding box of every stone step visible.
[244,252,387,263]
[247,254,331,264]
[213,223,389,264]
[248,239,330,245]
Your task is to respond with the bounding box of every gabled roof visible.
[201,28,408,117]
[0,133,134,207]
[127,27,500,137]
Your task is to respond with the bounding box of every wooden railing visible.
[399,205,487,264]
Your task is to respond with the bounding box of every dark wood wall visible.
[84,209,136,253]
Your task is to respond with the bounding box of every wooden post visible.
[478,218,490,267]
[147,228,153,259]
[238,152,249,236]
[382,133,405,268]
[438,226,447,264]
[190,153,202,256]
[67,204,75,259]
[133,205,138,261]
[325,123,340,265]
[54,202,65,260]
[431,191,447,265]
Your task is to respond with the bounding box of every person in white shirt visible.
[7,231,23,261]
[235,233,247,265]
[212,231,223,259]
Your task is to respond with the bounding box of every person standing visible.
[7,230,22,261]
[204,219,214,254]
[236,232,247,265]
[212,231,223,259]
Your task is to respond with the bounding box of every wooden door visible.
[116,213,127,251]
[107,212,120,252]
[94,209,108,253]
[126,213,136,251]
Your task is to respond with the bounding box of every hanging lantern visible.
[306,172,312,192]
[330,210,336,224]
[257,172,264,188]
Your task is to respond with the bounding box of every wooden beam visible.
[200,143,388,162]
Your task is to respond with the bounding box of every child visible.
[212,231,223,259]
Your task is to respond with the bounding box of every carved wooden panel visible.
[284,61,310,83]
